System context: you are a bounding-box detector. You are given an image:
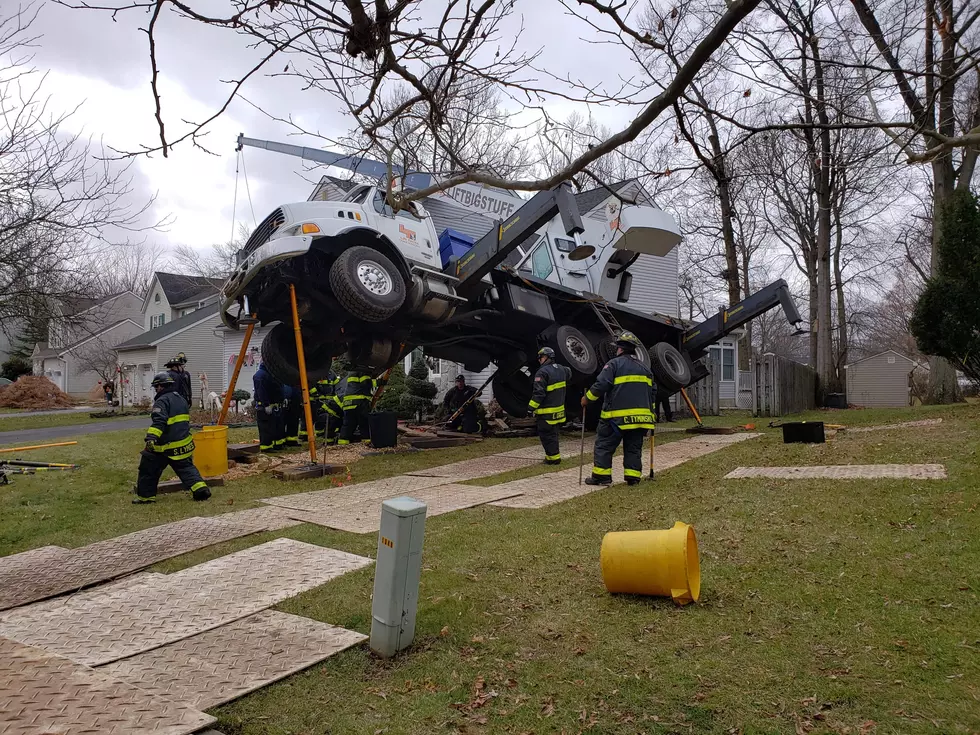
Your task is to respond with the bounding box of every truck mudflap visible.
[220,234,313,329]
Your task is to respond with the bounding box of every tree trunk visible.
[739,243,752,371]
[812,36,836,402]
[832,203,848,377]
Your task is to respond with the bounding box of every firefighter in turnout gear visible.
[166,355,192,406]
[310,370,342,444]
[580,330,655,486]
[134,372,211,504]
[253,362,283,453]
[443,374,482,434]
[338,368,376,445]
[528,347,572,464]
[282,384,303,447]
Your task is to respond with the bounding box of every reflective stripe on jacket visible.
[145,389,195,456]
[529,361,572,425]
[342,372,377,409]
[585,354,655,430]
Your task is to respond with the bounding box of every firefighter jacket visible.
[443,385,477,413]
[252,365,283,408]
[529,361,572,424]
[342,370,377,410]
[585,354,655,430]
[310,371,342,412]
[145,387,194,458]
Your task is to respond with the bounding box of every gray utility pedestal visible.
[370,497,427,657]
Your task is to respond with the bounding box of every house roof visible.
[115,304,220,351]
[155,273,225,306]
[35,319,143,358]
[845,349,918,369]
[33,343,60,359]
[573,180,636,215]
[171,288,221,309]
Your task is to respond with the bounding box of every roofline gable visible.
[844,349,918,369]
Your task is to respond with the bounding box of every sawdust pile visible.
[0,376,75,409]
[223,443,368,481]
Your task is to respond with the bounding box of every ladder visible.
[590,299,624,338]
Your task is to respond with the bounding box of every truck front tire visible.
[492,368,533,418]
[261,324,337,385]
[649,342,691,392]
[329,246,406,322]
[553,325,598,376]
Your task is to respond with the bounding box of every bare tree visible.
[0,6,157,339]
[95,242,164,298]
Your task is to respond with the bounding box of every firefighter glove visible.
[264,405,273,415]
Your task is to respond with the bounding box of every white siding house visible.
[142,273,224,331]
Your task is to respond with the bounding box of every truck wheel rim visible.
[564,334,590,365]
[357,261,393,296]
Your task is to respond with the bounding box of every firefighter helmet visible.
[150,372,175,388]
[615,330,643,353]
[537,346,556,360]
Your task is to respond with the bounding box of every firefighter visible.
[253,362,283,453]
[310,369,343,445]
[133,372,211,504]
[443,374,482,434]
[282,383,303,447]
[166,356,192,406]
[580,330,655,486]
[527,347,572,464]
[338,367,376,445]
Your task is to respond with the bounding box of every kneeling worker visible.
[443,374,482,434]
[580,330,655,486]
[528,347,571,464]
[134,372,211,504]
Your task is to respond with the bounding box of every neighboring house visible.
[142,272,225,331]
[844,349,918,408]
[114,305,225,407]
[707,333,741,408]
[30,292,144,397]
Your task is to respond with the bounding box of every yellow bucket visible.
[600,521,700,605]
[193,425,228,477]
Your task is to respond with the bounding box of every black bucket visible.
[369,411,398,448]
[782,421,825,444]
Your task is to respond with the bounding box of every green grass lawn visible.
[0,410,134,434]
[1,404,978,734]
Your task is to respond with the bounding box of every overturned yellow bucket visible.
[193,425,228,477]
[600,521,700,605]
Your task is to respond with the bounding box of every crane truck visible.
[221,135,804,420]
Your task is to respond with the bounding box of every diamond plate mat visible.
[0,514,276,611]
[492,434,761,508]
[0,545,70,577]
[0,572,165,621]
[101,610,366,709]
[0,539,373,666]
[259,474,454,513]
[0,637,214,735]
[725,463,947,480]
[220,505,305,530]
[283,483,523,533]
[404,454,536,480]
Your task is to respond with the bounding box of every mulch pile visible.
[0,376,76,409]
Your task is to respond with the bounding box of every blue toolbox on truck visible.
[438,228,475,269]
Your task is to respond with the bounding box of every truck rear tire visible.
[329,246,406,322]
[553,325,597,375]
[261,324,336,385]
[598,337,650,370]
[649,342,691,392]
[492,368,533,418]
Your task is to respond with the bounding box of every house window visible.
[709,345,736,381]
[150,313,166,328]
[154,293,160,303]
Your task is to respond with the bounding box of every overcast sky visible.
[25,1,637,254]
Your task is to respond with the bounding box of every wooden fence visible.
[682,356,720,417]
[751,353,816,416]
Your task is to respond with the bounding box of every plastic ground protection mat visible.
[725,464,947,480]
[0,512,292,611]
[281,483,525,533]
[494,439,587,460]
[0,538,373,667]
[404,454,538,480]
[101,610,366,710]
[0,637,214,735]
[0,572,165,621]
[491,433,762,509]
[259,473,456,513]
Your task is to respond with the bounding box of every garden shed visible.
[844,350,918,408]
